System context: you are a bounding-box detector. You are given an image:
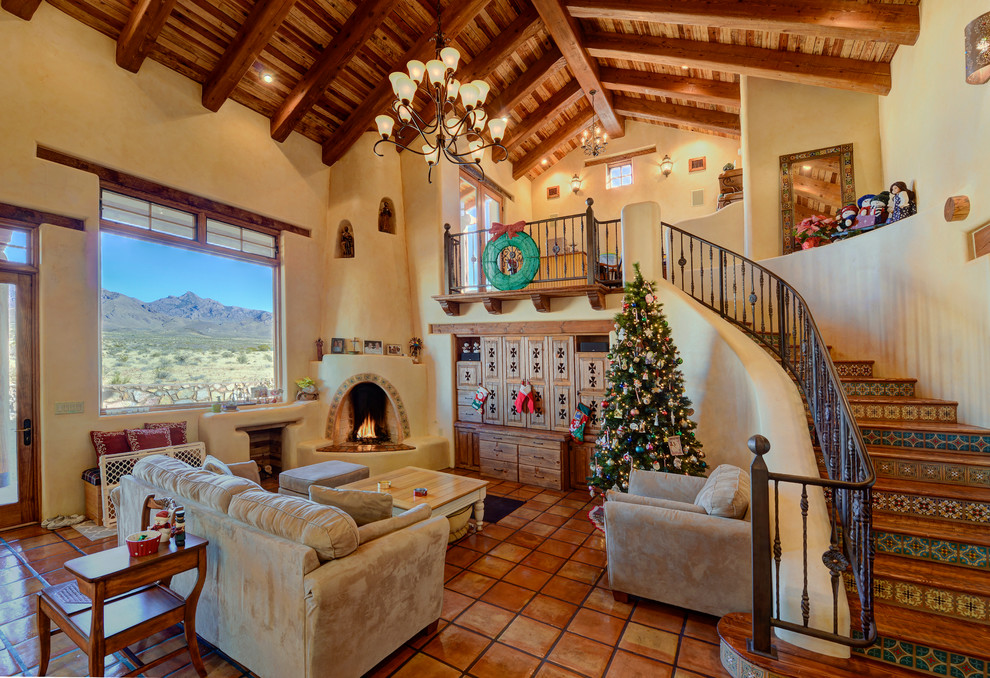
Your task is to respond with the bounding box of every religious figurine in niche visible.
[378,199,395,233]
[339,223,354,258]
[887,182,916,223]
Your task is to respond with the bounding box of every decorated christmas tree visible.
[589,264,706,494]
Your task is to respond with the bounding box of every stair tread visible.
[856,419,990,434]
[874,553,990,595]
[869,602,990,659]
[867,445,990,466]
[874,476,990,502]
[848,395,958,407]
[841,377,918,384]
[834,359,875,364]
[873,512,990,546]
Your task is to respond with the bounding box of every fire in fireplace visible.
[349,382,390,444]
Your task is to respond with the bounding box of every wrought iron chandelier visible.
[581,90,608,157]
[373,1,509,182]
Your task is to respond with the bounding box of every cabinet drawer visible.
[519,463,560,489]
[479,439,518,462]
[479,432,525,444]
[457,406,482,423]
[518,445,561,470]
[481,459,518,482]
[457,388,477,407]
[456,362,481,388]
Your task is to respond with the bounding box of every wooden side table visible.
[36,534,209,677]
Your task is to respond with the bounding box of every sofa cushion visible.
[126,427,172,451]
[90,430,130,458]
[606,490,707,514]
[694,465,750,519]
[229,490,359,561]
[133,454,259,513]
[203,455,233,476]
[357,504,432,544]
[309,486,393,526]
[132,454,192,489]
[278,461,370,495]
[144,421,188,445]
[227,460,262,485]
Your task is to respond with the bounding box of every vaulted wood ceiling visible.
[5,0,920,179]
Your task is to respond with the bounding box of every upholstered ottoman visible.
[278,461,370,499]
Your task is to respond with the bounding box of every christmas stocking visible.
[569,403,592,442]
[514,383,535,414]
[471,386,489,411]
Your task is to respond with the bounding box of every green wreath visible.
[483,233,541,290]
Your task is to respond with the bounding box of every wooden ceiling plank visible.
[321,0,491,166]
[530,0,624,138]
[115,0,179,72]
[599,66,739,108]
[512,108,594,179]
[1,0,42,20]
[585,32,892,95]
[612,94,740,136]
[270,0,393,142]
[201,0,299,112]
[503,79,583,153]
[488,47,567,118]
[566,0,920,46]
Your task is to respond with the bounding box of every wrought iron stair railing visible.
[659,222,877,654]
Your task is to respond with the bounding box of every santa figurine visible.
[151,510,172,549]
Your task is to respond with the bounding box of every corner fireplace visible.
[320,373,414,453]
[349,382,390,444]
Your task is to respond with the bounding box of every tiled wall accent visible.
[851,402,956,423]
[874,531,990,571]
[862,428,990,453]
[852,634,987,678]
[874,457,990,488]
[874,490,990,524]
[834,361,874,377]
[842,380,916,397]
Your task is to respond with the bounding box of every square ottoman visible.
[278,461,370,499]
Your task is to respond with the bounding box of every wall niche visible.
[336,220,355,258]
[378,198,396,234]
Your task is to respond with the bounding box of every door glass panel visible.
[483,193,500,230]
[459,177,481,291]
[0,227,30,265]
[0,283,17,506]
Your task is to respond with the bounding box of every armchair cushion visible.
[606,490,706,514]
[694,464,750,519]
[628,469,707,503]
[310,485,393,526]
[357,504,433,544]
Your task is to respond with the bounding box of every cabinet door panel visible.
[577,355,606,392]
[482,383,503,425]
[527,383,549,430]
[524,337,547,383]
[482,337,501,381]
[551,384,574,433]
[550,337,573,385]
[456,362,481,388]
[577,391,604,438]
[504,338,523,380]
[505,381,525,427]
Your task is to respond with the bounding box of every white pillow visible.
[693,465,750,519]
[202,454,233,476]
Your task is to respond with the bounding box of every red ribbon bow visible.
[489,220,526,240]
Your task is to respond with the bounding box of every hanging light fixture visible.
[580,90,608,157]
[965,11,990,85]
[659,154,674,177]
[570,174,582,193]
[373,1,508,182]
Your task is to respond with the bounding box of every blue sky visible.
[101,233,274,311]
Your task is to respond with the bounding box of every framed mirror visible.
[779,144,855,254]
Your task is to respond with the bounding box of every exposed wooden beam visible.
[321,0,490,167]
[502,81,584,154]
[612,94,739,136]
[583,144,655,168]
[488,47,567,119]
[1,0,42,20]
[270,0,392,142]
[567,0,920,46]
[202,0,298,112]
[115,0,179,72]
[512,109,594,180]
[0,201,85,230]
[599,67,739,108]
[586,32,891,95]
[530,0,624,137]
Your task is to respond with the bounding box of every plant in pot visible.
[295,377,319,401]
[795,215,838,250]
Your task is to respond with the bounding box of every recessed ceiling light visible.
[681,65,689,70]
[802,165,812,170]
[261,72,276,84]
[541,158,548,165]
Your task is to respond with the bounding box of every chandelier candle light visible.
[581,90,608,157]
[374,1,509,181]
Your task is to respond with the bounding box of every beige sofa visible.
[604,467,752,618]
[112,455,448,678]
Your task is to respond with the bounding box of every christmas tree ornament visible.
[471,386,489,411]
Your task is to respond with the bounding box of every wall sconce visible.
[966,11,990,84]
[659,154,674,177]
[570,174,582,193]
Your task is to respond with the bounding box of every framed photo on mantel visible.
[364,340,383,355]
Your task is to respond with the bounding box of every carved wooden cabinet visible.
[454,422,481,471]
[569,441,595,490]
[477,426,570,490]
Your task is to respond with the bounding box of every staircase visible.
[827,358,990,677]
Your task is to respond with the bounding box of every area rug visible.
[71,520,117,541]
[480,496,526,525]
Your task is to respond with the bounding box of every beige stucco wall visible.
[741,77,884,260]
[529,120,741,223]
[764,0,990,428]
[1,5,329,517]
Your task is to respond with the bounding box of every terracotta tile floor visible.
[0,470,729,677]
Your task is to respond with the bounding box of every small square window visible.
[606,160,633,189]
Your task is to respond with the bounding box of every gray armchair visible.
[604,468,752,617]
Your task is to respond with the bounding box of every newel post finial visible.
[749,435,771,457]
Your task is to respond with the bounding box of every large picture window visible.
[99,188,279,413]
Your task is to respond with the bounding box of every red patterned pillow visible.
[143,421,188,445]
[125,428,172,451]
[90,430,130,458]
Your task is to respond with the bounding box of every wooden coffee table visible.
[341,467,490,530]
[36,534,209,677]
